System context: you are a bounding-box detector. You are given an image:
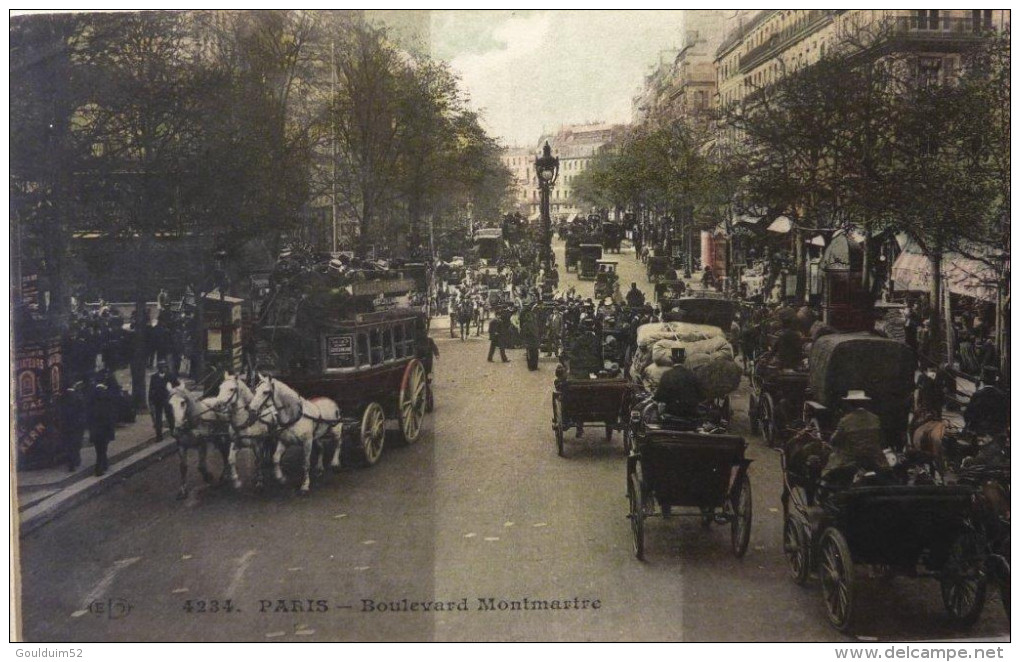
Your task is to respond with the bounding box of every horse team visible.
[166,373,345,499]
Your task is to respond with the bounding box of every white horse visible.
[247,375,344,495]
[208,373,276,492]
[166,384,232,499]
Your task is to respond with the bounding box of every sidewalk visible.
[15,368,182,537]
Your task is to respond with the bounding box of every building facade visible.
[715,9,1010,113]
[501,122,625,221]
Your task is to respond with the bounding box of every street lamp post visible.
[534,141,560,272]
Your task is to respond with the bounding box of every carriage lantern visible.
[534,142,560,272]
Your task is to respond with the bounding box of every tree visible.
[11,13,86,321]
[71,10,206,405]
[329,18,410,255]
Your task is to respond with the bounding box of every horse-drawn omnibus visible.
[253,269,433,467]
[473,228,504,264]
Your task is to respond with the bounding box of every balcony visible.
[857,15,993,58]
[739,10,835,73]
[888,15,994,41]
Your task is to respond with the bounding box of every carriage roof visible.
[807,333,914,407]
[663,297,738,330]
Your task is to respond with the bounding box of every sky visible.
[431,10,687,148]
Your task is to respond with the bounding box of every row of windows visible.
[323,321,418,371]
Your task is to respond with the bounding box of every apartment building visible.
[715,9,1009,112]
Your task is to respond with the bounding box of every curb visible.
[17,438,178,538]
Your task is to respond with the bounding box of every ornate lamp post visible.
[534,141,560,272]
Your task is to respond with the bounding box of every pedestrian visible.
[148,360,179,442]
[58,382,87,472]
[487,309,509,363]
[86,371,117,476]
[625,282,645,307]
[521,305,541,371]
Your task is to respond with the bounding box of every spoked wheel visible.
[552,395,565,457]
[628,464,646,561]
[759,394,777,447]
[784,513,810,585]
[819,528,856,632]
[940,529,988,627]
[398,360,428,444]
[359,402,386,466]
[730,472,753,558]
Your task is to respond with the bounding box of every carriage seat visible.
[658,414,701,431]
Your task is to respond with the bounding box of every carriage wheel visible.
[359,402,386,466]
[749,394,760,434]
[759,394,778,448]
[784,513,810,585]
[730,472,752,558]
[819,528,856,632]
[398,360,428,444]
[628,465,645,561]
[552,395,565,457]
[940,529,988,626]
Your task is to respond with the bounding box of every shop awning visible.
[891,243,1000,301]
[767,216,792,233]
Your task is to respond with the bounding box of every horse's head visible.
[212,372,245,411]
[249,374,275,416]
[166,387,191,434]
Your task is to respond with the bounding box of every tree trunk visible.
[794,228,806,302]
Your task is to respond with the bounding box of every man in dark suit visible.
[87,371,117,476]
[148,360,179,442]
[59,383,87,472]
[487,309,509,363]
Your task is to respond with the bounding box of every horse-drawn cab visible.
[601,222,623,253]
[663,296,738,330]
[646,255,673,283]
[653,279,686,306]
[778,334,990,634]
[802,334,914,450]
[578,244,604,281]
[254,273,433,468]
[594,260,620,300]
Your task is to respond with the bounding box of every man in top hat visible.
[148,360,179,442]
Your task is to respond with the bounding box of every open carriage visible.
[780,449,989,632]
[551,377,634,457]
[593,260,620,300]
[749,363,809,448]
[626,396,752,560]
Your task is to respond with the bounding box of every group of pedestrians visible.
[56,367,130,475]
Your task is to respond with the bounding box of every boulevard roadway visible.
[16,238,1009,642]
